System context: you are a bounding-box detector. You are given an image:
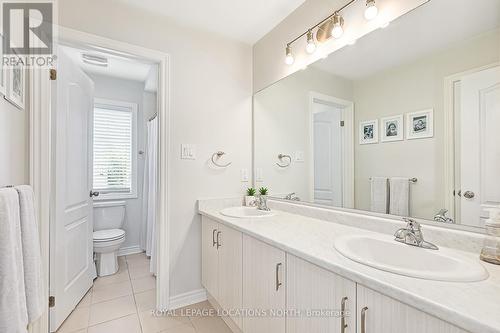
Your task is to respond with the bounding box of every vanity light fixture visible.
[285,44,294,65]
[284,0,360,65]
[364,0,378,20]
[331,12,345,38]
[305,30,316,54]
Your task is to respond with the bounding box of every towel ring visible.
[211,151,232,168]
[276,154,292,168]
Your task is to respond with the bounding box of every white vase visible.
[245,196,256,207]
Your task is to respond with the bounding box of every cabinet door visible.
[287,255,356,333]
[356,285,470,333]
[243,235,286,333]
[218,224,243,329]
[201,217,219,299]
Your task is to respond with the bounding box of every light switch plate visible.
[181,144,196,160]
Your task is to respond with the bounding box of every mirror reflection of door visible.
[313,101,344,206]
[456,66,500,227]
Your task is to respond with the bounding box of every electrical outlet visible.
[255,168,263,182]
[295,151,305,162]
[181,144,196,159]
[241,168,249,182]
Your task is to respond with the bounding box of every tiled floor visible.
[56,252,231,333]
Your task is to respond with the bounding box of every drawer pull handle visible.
[361,306,368,333]
[275,263,282,291]
[216,231,222,249]
[340,297,348,333]
[212,229,217,247]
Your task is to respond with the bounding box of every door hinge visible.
[50,68,57,80]
[49,296,55,308]
[340,120,345,127]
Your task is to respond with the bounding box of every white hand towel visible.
[15,185,44,323]
[389,177,410,216]
[370,177,389,214]
[0,188,28,333]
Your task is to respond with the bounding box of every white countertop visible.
[198,203,500,333]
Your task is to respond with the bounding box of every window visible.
[93,98,138,199]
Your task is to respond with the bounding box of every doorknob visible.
[463,191,475,199]
[89,190,100,198]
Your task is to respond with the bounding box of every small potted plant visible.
[258,187,268,197]
[245,187,257,206]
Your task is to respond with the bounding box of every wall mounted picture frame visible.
[406,109,433,139]
[0,34,6,96]
[359,119,378,145]
[381,115,404,142]
[6,51,25,110]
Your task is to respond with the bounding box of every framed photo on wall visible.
[359,119,378,144]
[0,34,6,96]
[406,109,433,139]
[6,54,25,110]
[381,115,403,142]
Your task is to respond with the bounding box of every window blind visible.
[93,107,133,193]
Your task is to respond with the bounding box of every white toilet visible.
[93,201,127,277]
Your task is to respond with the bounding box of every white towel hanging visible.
[0,188,28,333]
[370,177,389,214]
[389,177,410,216]
[16,185,44,323]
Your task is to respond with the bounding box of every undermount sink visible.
[334,234,488,282]
[220,206,274,218]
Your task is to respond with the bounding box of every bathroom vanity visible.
[198,198,500,333]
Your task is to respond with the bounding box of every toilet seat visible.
[93,229,125,242]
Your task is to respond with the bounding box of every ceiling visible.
[313,0,500,80]
[62,45,158,91]
[113,0,306,44]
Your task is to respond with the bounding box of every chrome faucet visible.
[394,218,438,250]
[256,194,270,211]
[284,192,300,201]
[433,209,454,224]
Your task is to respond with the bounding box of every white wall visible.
[58,0,253,298]
[0,79,29,187]
[89,73,148,251]
[254,67,352,200]
[353,29,500,219]
[253,0,428,92]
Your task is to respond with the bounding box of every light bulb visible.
[364,0,378,20]
[285,45,294,65]
[331,13,344,39]
[305,30,316,54]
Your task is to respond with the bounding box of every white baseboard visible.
[117,245,143,257]
[169,288,207,310]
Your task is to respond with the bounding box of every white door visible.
[313,102,343,207]
[50,48,95,331]
[460,66,500,227]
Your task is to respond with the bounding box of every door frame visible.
[443,62,499,222]
[308,92,354,208]
[30,26,172,332]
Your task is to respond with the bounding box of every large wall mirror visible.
[253,0,500,230]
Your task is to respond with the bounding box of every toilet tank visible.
[93,201,126,231]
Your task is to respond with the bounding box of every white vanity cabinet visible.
[242,234,286,333]
[286,255,356,333]
[201,216,472,333]
[356,285,470,333]
[201,216,243,329]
